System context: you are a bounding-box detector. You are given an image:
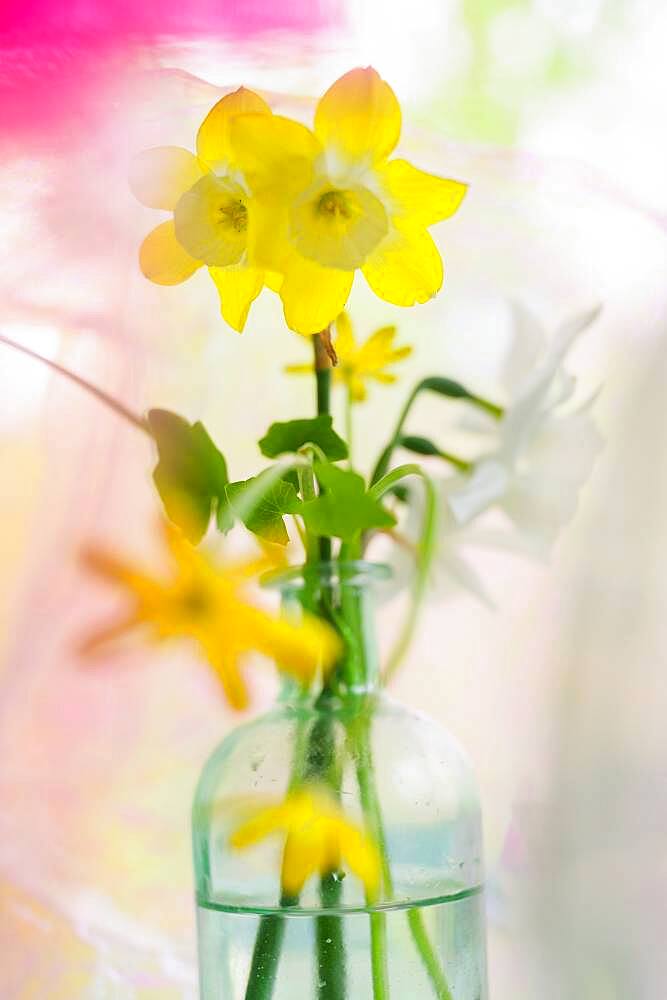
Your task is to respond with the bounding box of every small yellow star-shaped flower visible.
[80,521,341,711]
[230,784,381,899]
[287,311,412,402]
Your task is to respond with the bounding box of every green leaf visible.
[220,471,302,546]
[147,409,228,543]
[259,416,348,461]
[302,464,396,541]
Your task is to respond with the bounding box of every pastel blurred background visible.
[1,1,666,997]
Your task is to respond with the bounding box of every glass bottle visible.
[192,562,488,1000]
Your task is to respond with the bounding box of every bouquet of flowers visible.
[1,67,601,1000]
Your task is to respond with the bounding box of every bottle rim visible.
[261,559,391,592]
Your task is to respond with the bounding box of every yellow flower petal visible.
[173,174,248,267]
[356,325,397,362]
[362,226,443,306]
[314,67,401,164]
[343,373,367,402]
[205,642,250,710]
[281,828,325,897]
[265,270,284,293]
[334,311,356,357]
[208,263,264,333]
[337,822,381,901]
[253,610,342,683]
[129,146,205,210]
[230,787,381,898]
[284,362,313,375]
[229,803,289,850]
[139,221,202,285]
[230,114,320,197]
[197,87,272,169]
[379,159,468,228]
[279,252,354,336]
[289,182,388,270]
[78,613,140,657]
[246,191,291,273]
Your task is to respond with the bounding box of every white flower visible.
[377,476,537,608]
[448,303,604,549]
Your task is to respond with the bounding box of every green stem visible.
[436,448,471,472]
[370,377,503,487]
[370,384,420,486]
[317,874,347,998]
[0,331,148,432]
[313,330,334,564]
[345,388,354,468]
[369,465,439,683]
[312,329,346,998]
[353,715,391,1000]
[406,910,454,1000]
[243,894,297,1000]
[353,709,454,1000]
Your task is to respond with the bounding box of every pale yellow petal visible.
[279,252,354,336]
[197,87,272,168]
[139,221,202,285]
[379,159,467,228]
[289,183,388,270]
[173,174,248,267]
[230,114,320,197]
[129,146,205,210]
[208,263,264,333]
[314,67,401,164]
[362,226,443,307]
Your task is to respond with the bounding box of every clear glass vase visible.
[192,562,488,1000]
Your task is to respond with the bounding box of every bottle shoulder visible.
[193,695,484,910]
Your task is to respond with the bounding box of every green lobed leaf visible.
[259,415,348,461]
[301,464,396,541]
[220,471,302,546]
[147,409,228,543]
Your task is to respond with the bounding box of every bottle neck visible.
[269,561,388,704]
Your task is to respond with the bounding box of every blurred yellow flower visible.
[287,312,412,402]
[80,523,341,710]
[230,67,467,335]
[230,785,381,899]
[130,87,272,332]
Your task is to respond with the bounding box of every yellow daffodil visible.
[287,311,412,402]
[229,67,468,335]
[80,522,341,710]
[130,87,273,332]
[230,785,381,899]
